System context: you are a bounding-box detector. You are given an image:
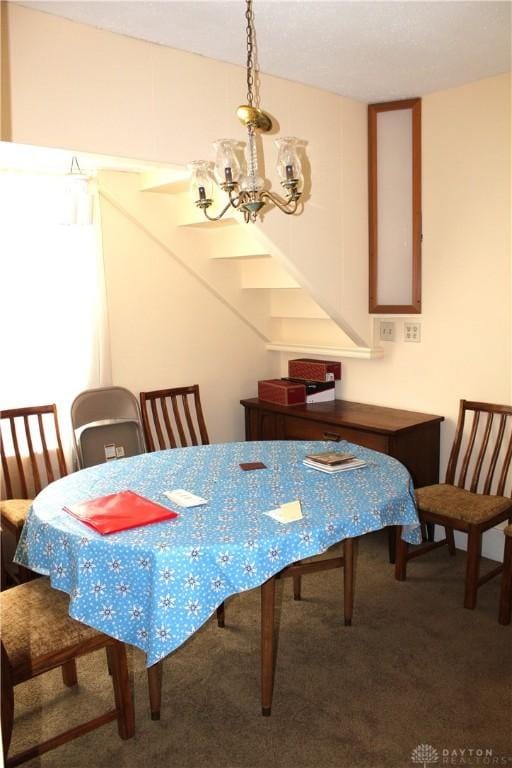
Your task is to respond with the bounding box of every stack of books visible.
[303,451,367,473]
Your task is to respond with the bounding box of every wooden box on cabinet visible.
[240,398,444,489]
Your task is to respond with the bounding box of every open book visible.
[64,490,178,534]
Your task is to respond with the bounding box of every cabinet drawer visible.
[284,415,390,453]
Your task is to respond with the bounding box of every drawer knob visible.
[323,432,341,442]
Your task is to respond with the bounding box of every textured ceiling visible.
[16,0,511,102]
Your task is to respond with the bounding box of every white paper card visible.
[164,489,208,507]
[264,499,303,523]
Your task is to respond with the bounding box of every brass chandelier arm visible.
[259,190,301,215]
[228,188,243,207]
[200,198,239,222]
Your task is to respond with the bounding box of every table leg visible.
[394,526,408,580]
[387,526,396,564]
[343,538,354,626]
[261,576,276,717]
[147,661,163,721]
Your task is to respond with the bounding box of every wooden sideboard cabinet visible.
[240,398,444,489]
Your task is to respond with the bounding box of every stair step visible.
[179,216,239,228]
[270,288,329,319]
[240,260,300,289]
[102,171,375,355]
[270,318,353,347]
[201,226,271,260]
[139,168,190,194]
[266,342,384,360]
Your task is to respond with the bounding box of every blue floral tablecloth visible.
[16,440,420,666]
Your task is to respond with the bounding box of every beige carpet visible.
[8,531,512,768]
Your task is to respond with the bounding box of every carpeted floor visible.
[8,531,512,768]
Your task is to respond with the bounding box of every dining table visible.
[15,439,421,714]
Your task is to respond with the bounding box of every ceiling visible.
[17,0,511,103]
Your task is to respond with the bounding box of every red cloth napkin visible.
[64,490,178,534]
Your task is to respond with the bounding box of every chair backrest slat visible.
[469,412,493,493]
[140,386,210,452]
[24,414,43,494]
[0,404,67,500]
[456,410,479,488]
[181,394,198,446]
[483,414,506,495]
[150,398,165,452]
[1,450,13,498]
[170,395,188,446]
[497,432,512,496]
[446,399,512,498]
[54,412,68,478]
[445,400,465,486]
[10,418,29,498]
[193,389,209,446]
[160,397,177,449]
[38,412,54,483]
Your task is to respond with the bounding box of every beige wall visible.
[2,3,369,345]
[2,5,511,467]
[282,73,511,475]
[98,171,277,443]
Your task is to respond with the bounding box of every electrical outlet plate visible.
[379,321,395,342]
[404,322,421,342]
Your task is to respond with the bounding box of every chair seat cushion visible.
[416,484,511,524]
[0,499,32,529]
[1,578,102,682]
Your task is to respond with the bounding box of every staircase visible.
[100,169,383,360]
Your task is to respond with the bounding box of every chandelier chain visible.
[190,0,303,223]
[245,0,254,107]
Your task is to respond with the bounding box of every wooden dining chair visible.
[498,523,512,625]
[139,385,209,451]
[145,537,356,720]
[395,400,512,609]
[1,578,135,766]
[140,387,223,623]
[1,404,68,587]
[260,537,356,716]
[140,384,220,720]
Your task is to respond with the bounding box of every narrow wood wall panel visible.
[369,98,422,314]
[376,109,413,305]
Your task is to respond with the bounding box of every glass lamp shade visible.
[213,139,241,186]
[239,174,265,193]
[275,137,302,184]
[188,161,214,202]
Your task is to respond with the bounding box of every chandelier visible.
[189,0,304,223]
